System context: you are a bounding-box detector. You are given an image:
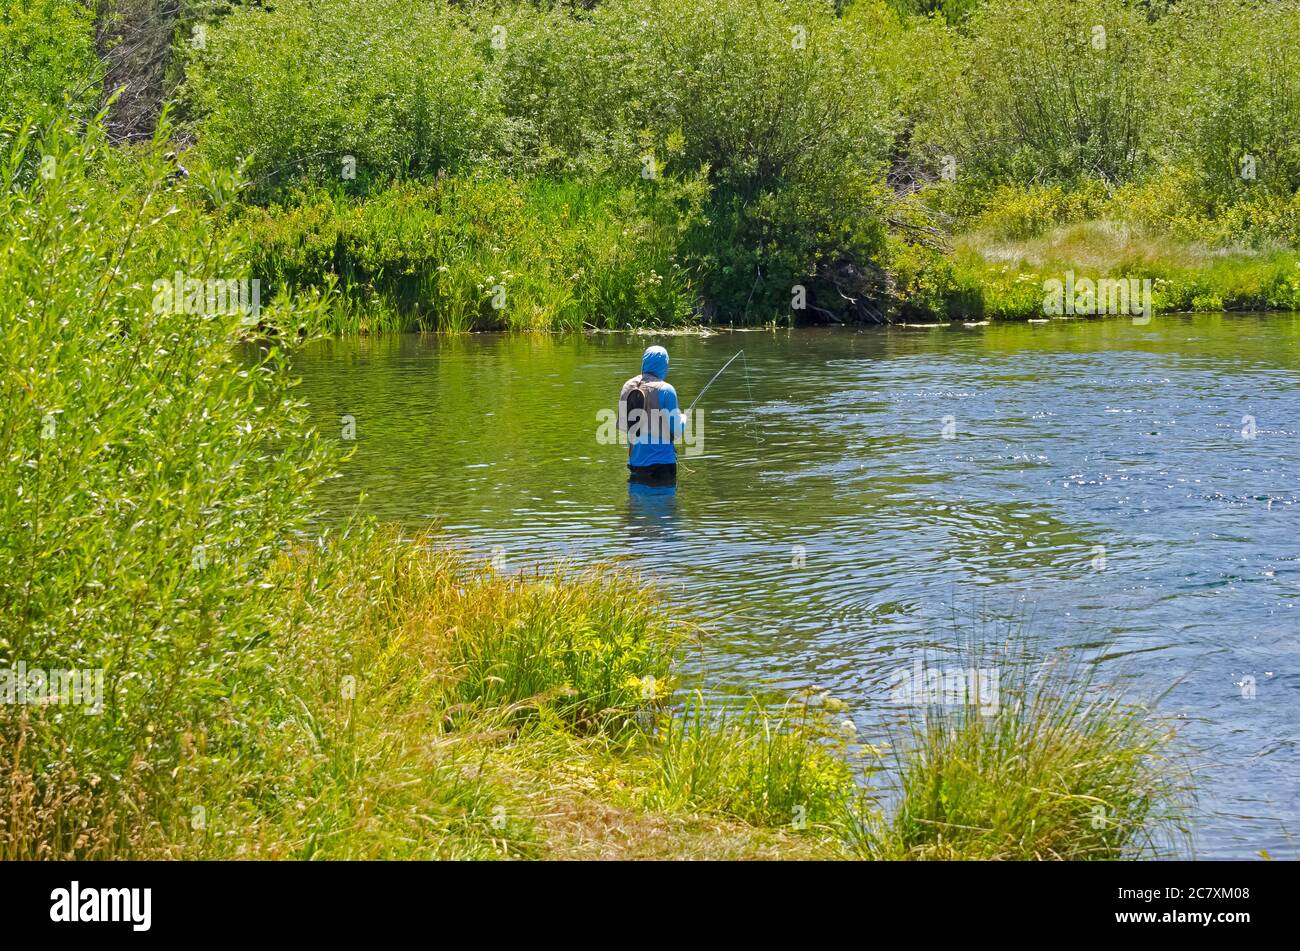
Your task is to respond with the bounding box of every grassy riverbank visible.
[171,526,864,859]
[25,0,1287,332]
[945,221,1300,321]
[0,114,1189,854]
[3,522,1189,860]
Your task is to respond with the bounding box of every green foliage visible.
[1103,162,1300,250]
[542,0,895,320]
[648,690,863,830]
[918,1,1300,261]
[858,1,960,157]
[887,236,962,319]
[240,173,704,331]
[867,651,1189,860]
[1151,0,1300,206]
[0,0,101,126]
[0,117,332,858]
[485,0,894,192]
[885,0,982,25]
[185,0,897,322]
[185,0,507,193]
[925,0,1156,185]
[177,0,1300,325]
[441,563,679,735]
[1210,192,1300,250]
[1104,165,1210,241]
[971,180,1112,240]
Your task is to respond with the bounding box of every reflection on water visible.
[626,481,679,538]
[291,314,1300,858]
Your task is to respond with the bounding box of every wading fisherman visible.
[619,345,683,487]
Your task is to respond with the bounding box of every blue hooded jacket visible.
[624,346,682,467]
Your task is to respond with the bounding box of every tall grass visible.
[950,221,1300,319]
[239,175,703,332]
[866,649,1190,860]
[3,481,1189,858]
[125,523,848,858]
[241,527,867,857]
[647,690,867,834]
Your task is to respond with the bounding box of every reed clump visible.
[865,650,1191,860]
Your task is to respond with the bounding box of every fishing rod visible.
[687,349,746,414]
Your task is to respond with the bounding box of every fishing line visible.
[682,348,765,458]
[738,349,764,446]
[686,349,746,414]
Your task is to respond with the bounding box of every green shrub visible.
[240,173,704,331]
[859,2,963,181]
[0,0,100,126]
[575,0,895,320]
[973,180,1111,241]
[888,236,960,319]
[474,4,620,178]
[1110,166,1300,250]
[0,117,331,858]
[453,0,897,320]
[486,0,893,188]
[925,0,1156,186]
[185,0,506,194]
[1104,165,1212,241]
[1152,0,1300,207]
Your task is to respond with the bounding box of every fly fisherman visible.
[618,345,683,487]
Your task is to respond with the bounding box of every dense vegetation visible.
[10,0,1299,328]
[175,0,1300,327]
[0,0,100,128]
[0,0,1225,860]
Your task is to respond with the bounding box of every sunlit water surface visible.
[292,315,1300,858]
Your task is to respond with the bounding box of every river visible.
[294,313,1299,859]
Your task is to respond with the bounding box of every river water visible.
[295,313,1299,858]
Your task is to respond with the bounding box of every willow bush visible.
[0,0,101,126]
[0,117,331,857]
[185,0,898,322]
[1150,0,1300,208]
[924,0,1157,186]
[489,0,898,318]
[176,0,1300,328]
[185,0,507,194]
